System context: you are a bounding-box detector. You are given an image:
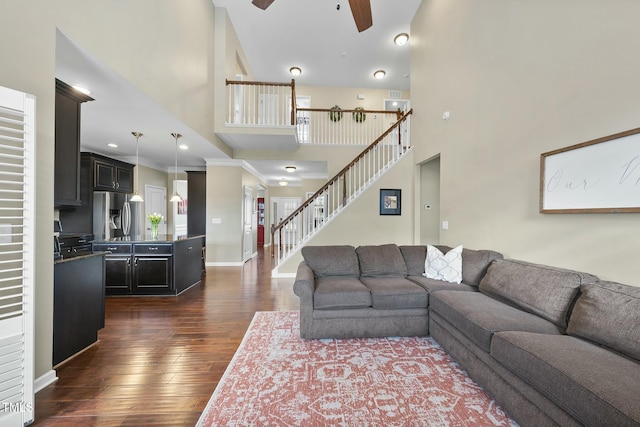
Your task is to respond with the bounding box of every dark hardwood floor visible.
[33,248,299,426]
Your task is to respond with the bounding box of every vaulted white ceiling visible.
[55,1,422,186]
[212,0,421,90]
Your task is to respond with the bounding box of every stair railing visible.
[271,109,413,265]
[225,79,296,126]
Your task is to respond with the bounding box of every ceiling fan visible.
[251,0,373,33]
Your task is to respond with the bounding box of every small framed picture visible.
[380,189,401,215]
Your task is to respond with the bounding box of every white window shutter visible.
[0,85,36,426]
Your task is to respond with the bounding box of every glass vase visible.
[151,223,159,239]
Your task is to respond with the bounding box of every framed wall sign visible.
[540,127,640,213]
[380,189,401,215]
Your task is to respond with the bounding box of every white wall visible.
[411,0,640,286]
[278,151,415,274]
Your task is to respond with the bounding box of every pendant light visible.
[129,132,144,202]
[169,133,183,203]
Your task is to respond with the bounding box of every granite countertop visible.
[92,234,205,244]
[55,251,107,265]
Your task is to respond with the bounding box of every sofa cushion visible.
[492,331,640,427]
[407,275,476,293]
[399,245,428,276]
[479,259,597,328]
[460,248,503,287]
[313,276,371,310]
[399,245,451,276]
[356,244,407,277]
[301,245,359,278]
[567,281,640,361]
[430,291,563,353]
[359,277,428,310]
[424,244,463,284]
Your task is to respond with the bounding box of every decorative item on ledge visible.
[329,105,343,122]
[148,212,163,239]
[352,107,366,123]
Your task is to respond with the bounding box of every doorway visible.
[172,180,187,237]
[420,157,440,244]
[289,95,311,143]
[243,186,254,262]
[144,185,167,235]
[271,196,301,248]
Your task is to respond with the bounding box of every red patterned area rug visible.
[197,311,518,427]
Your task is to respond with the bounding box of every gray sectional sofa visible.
[293,243,640,427]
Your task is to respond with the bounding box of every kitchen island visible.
[92,234,204,295]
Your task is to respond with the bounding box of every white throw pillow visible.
[423,245,463,284]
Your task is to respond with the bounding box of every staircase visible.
[271,109,413,269]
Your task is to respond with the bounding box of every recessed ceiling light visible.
[179,144,189,150]
[394,33,409,46]
[107,143,118,148]
[72,85,91,95]
[289,67,301,77]
[373,70,386,80]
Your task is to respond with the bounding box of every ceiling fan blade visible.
[348,0,373,32]
[252,0,275,10]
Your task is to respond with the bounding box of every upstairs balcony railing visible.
[271,109,413,266]
[296,107,403,145]
[225,79,406,145]
[225,79,296,127]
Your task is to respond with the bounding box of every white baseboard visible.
[206,261,244,267]
[34,370,58,393]
[271,268,296,278]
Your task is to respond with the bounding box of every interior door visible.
[144,185,167,235]
[243,186,254,262]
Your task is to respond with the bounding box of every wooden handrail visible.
[271,108,413,257]
[225,79,295,87]
[297,107,400,115]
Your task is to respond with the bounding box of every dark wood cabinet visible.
[53,254,105,366]
[93,243,133,294]
[59,154,134,234]
[90,155,134,193]
[54,79,93,207]
[104,255,133,294]
[132,243,173,294]
[173,238,203,293]
[93,240,196,295]
[187,171,206,236]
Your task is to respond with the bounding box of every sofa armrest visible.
[293,261,315,308]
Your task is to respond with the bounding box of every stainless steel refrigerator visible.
[93,192,142,240]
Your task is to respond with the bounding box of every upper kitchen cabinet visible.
[84,152,134,194]
[54,79,93,207]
